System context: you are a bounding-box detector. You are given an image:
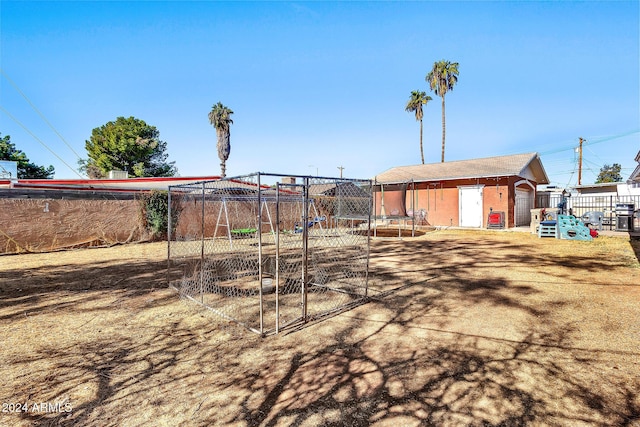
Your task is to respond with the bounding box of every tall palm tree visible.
[405,90,432,164]
[426,60,459,162]
[208,102,234,178]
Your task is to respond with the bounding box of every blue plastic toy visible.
[556,215,592,241]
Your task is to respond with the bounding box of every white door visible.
[459,186,484,228]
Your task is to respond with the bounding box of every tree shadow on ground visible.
[369,234,639,291]
[9,280,638,426]
[11,318,216,426]
[215,232,640,425]
[1,231,639,426]
[0,257,181,322]
[232,299,640,426]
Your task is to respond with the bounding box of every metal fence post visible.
[610,195,614,231]
[275,182,281,334]
[365,180,372,298]
[258,173,264,336]
[200,182,205,303]
[167,187,172,287]
[302,177,309,322]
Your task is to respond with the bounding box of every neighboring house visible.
[571,150,640,197]
[309,181,371,220]
[309,182,369,198]
[0,175,222,192]
[374,152,549,229]
[572,182,618,197]
[626,150,640,190]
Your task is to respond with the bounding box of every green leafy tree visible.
[595,163,623,183]
[80,116,177,178]
[208,102,234,178]
[0,133,55,179]
[405,90,433,164]
[426,60,459,162]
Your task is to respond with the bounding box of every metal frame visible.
[372,179,417,238]
[168,172,373,335]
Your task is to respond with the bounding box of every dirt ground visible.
[1,229,639,426]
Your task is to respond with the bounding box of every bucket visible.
[261,278,275,294]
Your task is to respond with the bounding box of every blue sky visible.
[1,1,638,187]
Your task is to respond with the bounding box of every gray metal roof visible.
[374,152,549,185]
[308,182,369,197]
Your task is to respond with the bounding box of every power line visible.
[539,131,639,185]
[583,129,640,145]
[0,106,84,178]
[565,154,578,188]
[538,130,639,156]
[0,68,83,161]
[584,144,608,168]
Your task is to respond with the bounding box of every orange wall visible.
[483,179,511,227]
[376,177,517,228]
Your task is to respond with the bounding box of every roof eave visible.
[516,153,549,185]
[377,172,541,185]
[628,163,640,183]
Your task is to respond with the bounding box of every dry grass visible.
[1,229,639,426]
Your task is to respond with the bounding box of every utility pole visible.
[337,166,344,178]
[578,137,585,186]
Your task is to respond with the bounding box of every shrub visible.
[140,190,181,240]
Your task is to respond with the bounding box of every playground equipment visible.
[294,201,326,233]
[295,215,326,233]
[557,215,593,240]
[538,220,558,238]
[581,211,604,231]
[373,180,421,238]
[531,208,559,234]
[534,193,587,240]
[214,198,275,247]
[538,214,593,241]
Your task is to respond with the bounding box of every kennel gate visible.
[167,173,372,335]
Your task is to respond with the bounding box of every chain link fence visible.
[168,173,373,335]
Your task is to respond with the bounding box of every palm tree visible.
[426,60,459,162]
[405,90,432,164]
[208,102,234,178]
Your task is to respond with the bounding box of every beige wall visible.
[0,198,146,254]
